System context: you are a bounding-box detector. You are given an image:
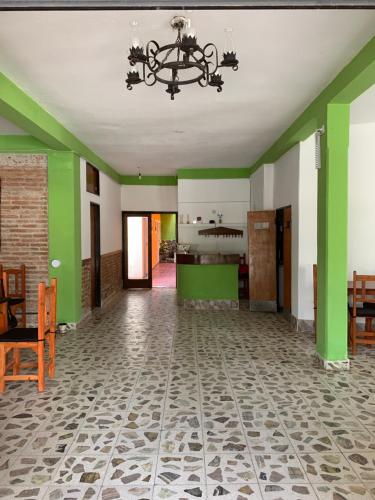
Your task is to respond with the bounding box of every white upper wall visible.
[298,135,318,321]
[178,178,250,254]
[80,158,122,260]
[273,144,301,320]
[348,121,375,276]
[121,185,177,212]
[249,136,317,322]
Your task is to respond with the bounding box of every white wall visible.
[348,121,375,277]
[250,164,274,211]
[178,178,250,255]
[249,136,317,322]
[273,144,301,319]
[298,135,318,321]
[80,158,122,260]
[121,185,177,212]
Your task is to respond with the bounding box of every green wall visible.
[177,264,238,300]
[48,151,82,324]
[161,214,176,241]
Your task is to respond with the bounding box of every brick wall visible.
[81,250,122,318]
[0,154,49,325]
[81,258,91,317]
[101,250,122,304]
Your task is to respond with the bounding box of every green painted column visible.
[48,151,82,324]
[316,103,350,362]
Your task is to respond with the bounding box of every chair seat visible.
[349,306,375,318]
[0,327,38,342]
[239,264,249,275]
[8,297,25,306]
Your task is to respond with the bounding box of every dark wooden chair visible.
[238,254,249,299]
[3,265,26,328]
[0,278,57,393]
[349,272,375,355]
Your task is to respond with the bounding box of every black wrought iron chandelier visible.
[126,16,239,100]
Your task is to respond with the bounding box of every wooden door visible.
[90,203,101,309]
[123,213,152,288]
[283,206,292,313]
[248,210,277,311]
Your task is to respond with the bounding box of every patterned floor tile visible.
[205,453,257,483]
[330,429,375,453]
[346,452,375,482]
[207,483,262,499]
[299,453,360,483]
[69,430,118,455]
[81,413,126,431]
[204,428,248,453]
[155,455,204,485]
[163,411,201,431]
[313,483,372,499]
[287,428,338,453]
[2,290,375,496]
[0,456,62,486]
[44,485,99,499]
[114,430,160,455]
[260,484,317,499]
[153,484,206,499]
[54,455,109,485]
[159,430,203,454]
[103,455,157,486]
[123,411,162,430]
[99,485,153,499]
[253,454,308,483]
[246,429,294,454]
[0,485,47,499]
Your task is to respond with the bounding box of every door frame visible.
[90,202,101,309]
[122,211,178,289]
[275,205,292,313]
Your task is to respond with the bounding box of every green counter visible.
[177,264,239,300]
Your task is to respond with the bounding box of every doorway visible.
[276,206,292,313]
[90,202,101,309]
[123,211,177,289]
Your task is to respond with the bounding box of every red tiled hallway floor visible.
[152,262,176,288]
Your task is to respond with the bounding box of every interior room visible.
[0,2,375,498]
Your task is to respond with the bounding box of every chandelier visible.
[125,16,239,100]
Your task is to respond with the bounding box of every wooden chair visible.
[3,265,26,328]
[238,254,249,299]
[313,264,317,343]
[0,278,57,393]
[349,272,375,355]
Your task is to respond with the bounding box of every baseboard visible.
[315,352,350,370]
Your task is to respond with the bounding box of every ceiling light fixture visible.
[126,17,239,101]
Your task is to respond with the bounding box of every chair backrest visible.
[38,279,57,341]
[352,271,375,316]
[3,265,26,299]
[0,299,8,333]
[313,264,317,310]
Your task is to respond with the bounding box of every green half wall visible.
[177,264,238,300]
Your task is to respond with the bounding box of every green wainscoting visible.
[177,264,238,300]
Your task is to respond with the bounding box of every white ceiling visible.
[0,10,374,175]
[351,84,375,124]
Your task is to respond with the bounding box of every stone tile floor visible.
[1,289,375,499]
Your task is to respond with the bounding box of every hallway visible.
[1,290,375,499]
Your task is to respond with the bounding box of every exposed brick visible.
[81,258,91,317]
[0,154,49,325]
[81,250,122,317]
[101,250,122,303]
